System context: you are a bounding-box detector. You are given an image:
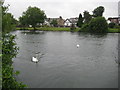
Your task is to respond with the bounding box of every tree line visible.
[76,6,108,33]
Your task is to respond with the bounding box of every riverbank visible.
[16,27,120,33]
[16,27,79,32]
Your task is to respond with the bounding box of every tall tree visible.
[19,6,46,30]
[83,11,92,23]
[77,13,83,27]
[93,6,104,17]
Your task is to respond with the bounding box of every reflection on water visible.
[12,30,118,88]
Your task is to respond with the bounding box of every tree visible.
[93,6,104,17]
[77,13,83,27]
[2,13,16,33]
[2,5,16,33]
[50,19,58,27]
[1,3,27,88]
[89,17,108,33]
[19,6,46,30]
[83,11,92,23]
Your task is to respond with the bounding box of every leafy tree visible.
[1,3,27,89]
[108,22,116,28]
[89,17,108,33]
[2,13,16,33]
[50,19,58,27]
[19,6,46,30]
[2,5,16,33]
[83,11,92,23]
[80,23,89,32]
[77,13,83,27]
[93,6,104,17]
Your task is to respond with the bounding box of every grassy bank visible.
[107,28,120,33]
[16,27,120,33]
[16,27,80,32]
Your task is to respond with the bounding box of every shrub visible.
[89,17,108,33]
[108,23,115,28]
[80,24,89,32]
[2,34,27,89]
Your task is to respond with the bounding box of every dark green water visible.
[12,31,118,88]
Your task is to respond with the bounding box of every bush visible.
[80,24,89,32]
[108,23,115,28]
[2,34,27,89]
[89,17,108,33]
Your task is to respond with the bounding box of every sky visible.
[4,0,120,20]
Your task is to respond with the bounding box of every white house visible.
[64,19,72,27]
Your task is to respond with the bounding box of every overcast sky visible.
[4,0,119,20]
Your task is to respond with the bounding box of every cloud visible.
[4,0,119,20]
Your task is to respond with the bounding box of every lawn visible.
[16,27,80,32]
[16,27,120,33]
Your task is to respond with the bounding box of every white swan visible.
[31,52,44,63]
[32,56,39,63]
[77,44,80,48]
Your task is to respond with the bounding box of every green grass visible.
[16,27,80,32]
[107,28,120,33]
[16,27,120,33]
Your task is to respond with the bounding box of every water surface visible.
[12,31,118,88]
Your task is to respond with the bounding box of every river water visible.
[12,30,118,88]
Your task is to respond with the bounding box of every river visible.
[12,30,118,88]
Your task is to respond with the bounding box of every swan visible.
[31,52,44,63]
[77,44,80,48]
[32,56,39,63]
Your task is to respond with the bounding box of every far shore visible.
[16,27,120,33]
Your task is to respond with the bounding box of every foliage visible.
[70,23,76,31]
[108,22,116,28]
[77,13,83,27]
[2,3,27,89]
[50,19,58,27]
[88,17,108,33]
[19,6,46,30]
[83,11,92,24]
[93,6,104,17]
[2,34,27,89]
[2,5,16,33]
[80,23,89,32]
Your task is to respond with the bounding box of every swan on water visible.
[77,44,80,48]
[31,52,44,63]
[32,56,39,63]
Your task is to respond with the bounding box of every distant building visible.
[44,16,79,27]
[69,17,78,27]
[64,19,72,27]
[108,17,119,25]
[44,16,65,27]
[118,1,120,18]
[57,16,65,27]
[118,1,120,25]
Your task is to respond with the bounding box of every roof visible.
[108,17,119,20]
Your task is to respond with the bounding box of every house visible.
[64,19,72,27]
[44,16,65,27]
[44,18,58,26]
[108,17,119,25]
[69,17,78,27]
[57,16,65,27]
